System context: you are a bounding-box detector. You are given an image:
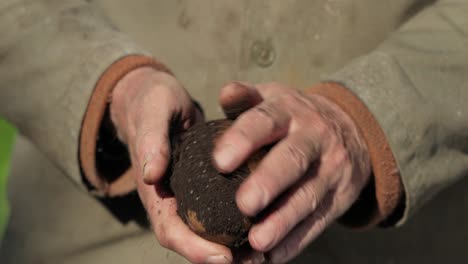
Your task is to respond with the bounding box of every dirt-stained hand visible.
[110,67,232,264]
[214,82,372,263]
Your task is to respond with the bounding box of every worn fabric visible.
[329,1,468,223]
[306,83,403,227]
[79,55,171,197]
[0,0,149,192]
[0,0,467,263]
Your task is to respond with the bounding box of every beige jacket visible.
[1,0,467,263]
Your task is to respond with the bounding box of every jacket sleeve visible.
[0,1,164,194]
[307,0,468,226]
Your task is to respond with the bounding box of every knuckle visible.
[136,128,152,144]
[339,149,351,164]
[129,103,144,126]
[135,131,153,155]
[282,91,311,113]
[157,238,171,250]
[294,184,320,213]
[230,126,255,152]
[162,232,176,251]
[270,211,290,242]
[303,135,321,158]
[250,176,273,206]
[314,121,332,139]
[154,224,172,249]
[314,213,329,233]
[281,91,300,105]
[284,144,310,173]
[253,103,277,128]
[332,148,350,167]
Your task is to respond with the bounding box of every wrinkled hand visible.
[214,82,371,263]
[110,67,232,264]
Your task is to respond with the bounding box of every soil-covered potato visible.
[170,119,262,248]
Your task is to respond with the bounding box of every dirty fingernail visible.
[205,255,231,264]
[214,144,237,172]
[142,153,153,181]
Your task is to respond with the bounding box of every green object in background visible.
[0,119,15,241]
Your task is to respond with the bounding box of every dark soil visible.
[169,119,255,247]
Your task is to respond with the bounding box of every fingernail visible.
[142,153,153,181]
[251,221,276,251]
[183,118,193,130]
[205,255,231,264]
[237,181,264,216]
[214,144,237,172]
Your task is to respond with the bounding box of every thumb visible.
[136,103,202,185]
[135,122,172,185]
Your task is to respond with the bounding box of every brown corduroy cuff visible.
[79,55,172,197]
[305,82,404,227]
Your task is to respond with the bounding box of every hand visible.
[110,67,232,264]
[214,82,371,263]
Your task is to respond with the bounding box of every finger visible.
[219,82,263,120]
[137,180,233,264]
[235,131,322,217]
[248,164,328,252]
[133,92,199,184]
[213,100,290,173]
[267,191,336,264]
[133,112,172,184]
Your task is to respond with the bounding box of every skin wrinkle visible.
[306,94,370,183]
[93,72,374,262]
[270,190,336,263]
[305,83,403,229]
[257,163,324,250]
[104,68,373,262]
[106,64,237,263]
[283,140,311,175]
[214,82,370,262]
[252,102,290,135]
[310,96,371,212]
[26,0,463,259]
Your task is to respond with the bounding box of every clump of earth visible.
[170,119,263,248]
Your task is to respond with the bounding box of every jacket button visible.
[250,39,276,67]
